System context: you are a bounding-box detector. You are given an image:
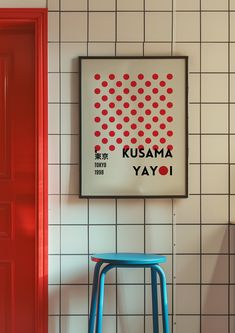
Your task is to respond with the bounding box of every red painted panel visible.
[0,262,13,333]
[0,203,12,238]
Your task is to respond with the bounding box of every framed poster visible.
[79,56,188,198]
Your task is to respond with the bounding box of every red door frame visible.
[0,8,48,333]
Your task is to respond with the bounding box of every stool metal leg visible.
[151,268,159,333]
[88,262,102,333]
[95,264,114,333]
[153,265,170,333]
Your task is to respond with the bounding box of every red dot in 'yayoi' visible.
[138,88,144,94]
[160,95,166,101]
[102,95,108,101]
[152,88,159,94]
[116,81,122,87]
[152,116,159,122]
[94,131,101,137]
[102,123,108,130]
[159,166,168,175]
[109,145,115,151]
[145,109,151,115]
[94,116,101,122]
[153,144,159,150]
[131,123,137,130]
[131,109,137,116]
[160,81,166,87]
[167,73,173,80]
[145,123,151,129]
[109,116,115,122]
[167,116,173,122]
[109,88,115,94]
[109,102,115,109]
[138,130,144,137]
[167,88,173,94]
[102,81,108,87]
[109,74,115,80]
[152,73,159,80]
[145,81,151,87]
[138,102,144,108]
[152,102,159,108]
[116,109,122,116]
[138,116,144,122]
[160,109,166,115]
[123,73,130,80]
[145,137,151,144]
[102,109,108,116]
[167,144,173,150]
[124,116,130,122]
[138,144,144,150]
[102,138,108,144]
[124,144,130,150]
[131,138,137,144]
[116,123,122,130]
[95,144,101,151]
[145,95,151,101]
[95,102,101,108]
[124,102,130,108]
[109,131,115,137]
[124,130,130,137]
[138,73,144,80]
[167,130,173,137]
[116,95,122,101]
[123,88,130,94]
[152,130,159,136]
[116,138,122,144]
[131,95,137,101]
[167,102,173,108]
[160,137,166,144]
[94,88,100,94]
[131,81,137,87]
[160,123,166,130]
[94,74,101,80]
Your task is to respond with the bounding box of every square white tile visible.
[61,0,87,10]
[202,225,228,253]
[174,195,200,224]
[176,285,200,314]
[48,43,59,73]
[145,12,172,42]
[117,225,144,252]
[102,285,116,315]
[48,135,60,164]
[61,195,88,225]
[117,199,144,224]
[176,316,200,333]
[117,0,143,10]
[145,0,172,10]
[48,165,60,194]
[174,43,200,72]
[202,0,228,9]
[61,285,88,314]
[48,104,60,134]
[231,13,235,42]
[230,74,235,102]
[117,285,144,314]
[89,12,115,42]
[88,43,115,56]
[145,199,172,224]
[201,104,228,134]
[189,104,200,134]
[201,12,228,42]
[202,254,228,284]
[201,74,228,103]
[61,135,79,164]
[48,0,59,10]
[49,316,60,333]
[48,285,60,315]
[189,165,200,194]
[201,164,228,194]
[189,73,200,103]
[48,195,60,224]
[176,225,200,253]
[117,267,144,284]
[117,12,144,42]
[61,73,79,103]
[176,255,200,283]
[230,43,235,72]
[61,255,88,284]
[61,104,79,135]
[146,225,172,254]
[48,12,59,42]
[48,73,60,103]
[144,43,172,56]
[145,284,172,315]
[89,199,116,224]
[201,43,228,72]
[49,225,60,254]
[61,316,88,333]
[116,43,143,56]
[61,164,79,195]
[201,195,229,223]
[61,12,87,42]
[189,135,200,163]
[201,316,228,333]
[61,225,88,254]
[89,225,116,253]
[89,0,115,10]
[201,285,228,314]
[61,43,87,73]
[118,316,144,333]
[48,255,60,284]
[176,0,200,9]
[175,12,200,42]
[231,255,235,283]
[201,135,228,163]
[0,0,46,5]
[230,165,235,194]
[230,196,235,223]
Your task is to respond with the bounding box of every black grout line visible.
[199,2,202,333]
[228,1,231,332]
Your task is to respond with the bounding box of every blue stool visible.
[88,253,170,333]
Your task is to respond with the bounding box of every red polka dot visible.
[167,144,173,150]
[153,144,159,150]
[138,145,144,150]
[131,138,137,144]
[124,88,130,94]
[152,102,159,108]
[109,131,115,137]
[167,116,173,122]
[109,88,115,94]
[124,130,130,137]
[116,81,122,87]
[131,109,137,115]
[159,166,168,175]
[167,102,173,108]
[109,145,115,151]
[145,81,151,87]
[131,123,137,130]
[124,116,130,122]
[152,73,159,80]
[138,73,144,80]
[145,109,151,115]
[145,95,151,101]
[138,102,144,108]
[95,131,101,137]
[160,109,166,115]
[131,81,137,87]
[116,138,122,144]
[94,74,100,80]
[138,88,144,94]
[102,109,108,116]
[102,123,108,130]
[95,116,101,122]
[102,95,108,101]
[109,116,115,122]
[123,74,129,80]
[167,88,173,94]
[95,102,101,109]
[167,73,173,80]
[138,116,144,122]
[152,116,158,122]
[95,144,101,151]
[160,123,166,130]
[160,137,166,144]
[131,95,137,101]
[167,130,173,137]
[160,81,166,87]
[145,137,151,144]
[152,88,158,94]
[160,95,166,101]
[116,123,122,130]
[138,130,144,137]
[109,74,115,80]
[145,123,151,129]
[124,102,130,108]
[116,95,122,101]
[102,138,108,144]
[152,130,159,136]
[116,109,122,116]
[94,88,100,94]
[124,144,130,150]
[102,81,108,87]
[109,102,115,109]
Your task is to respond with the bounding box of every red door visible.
[0,10,48,333]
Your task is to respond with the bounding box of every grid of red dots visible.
[93,71,174,152]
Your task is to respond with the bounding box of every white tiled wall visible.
[1,0,234,332]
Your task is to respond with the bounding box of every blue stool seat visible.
[88,253,170,333]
